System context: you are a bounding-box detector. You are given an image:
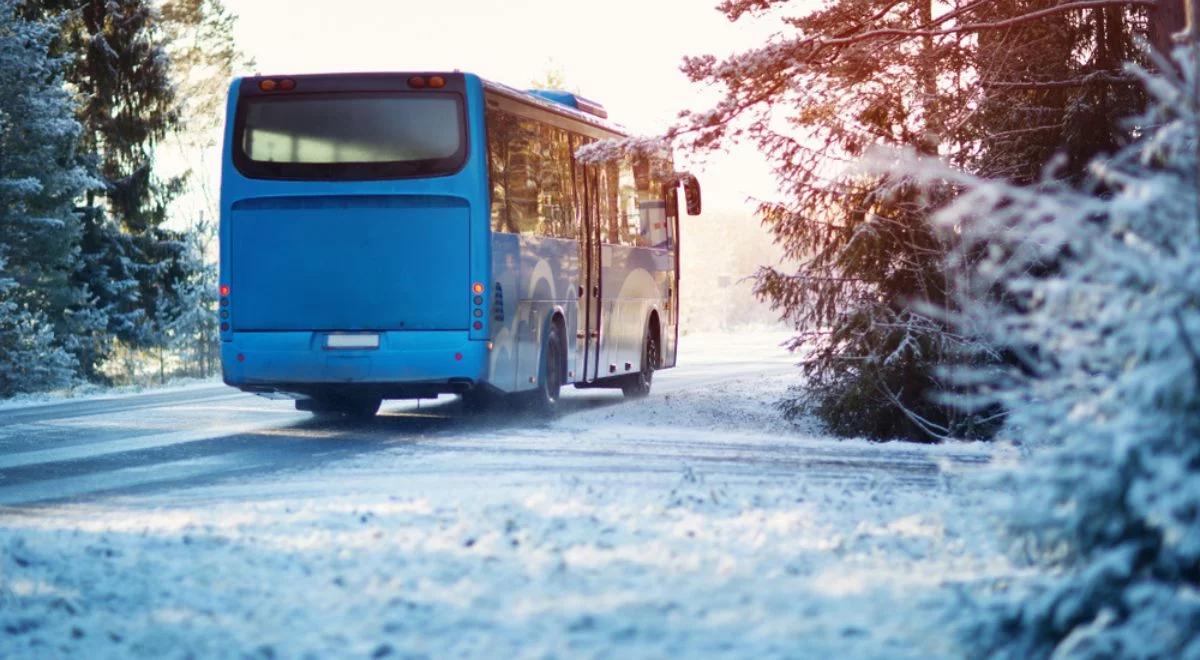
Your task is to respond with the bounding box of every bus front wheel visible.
[622,330,658,399]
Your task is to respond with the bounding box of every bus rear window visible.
[233,93,466,180]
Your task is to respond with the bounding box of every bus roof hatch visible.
[524,89,609,119]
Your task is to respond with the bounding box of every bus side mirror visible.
[682,174,701,216]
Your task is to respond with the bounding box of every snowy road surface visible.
[0,332,1013,658]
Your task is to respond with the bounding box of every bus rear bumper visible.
[221,330,487,397]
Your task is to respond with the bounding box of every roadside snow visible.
[0,331,1018,658]
[1,473,1012,658]
[0,378,223,412]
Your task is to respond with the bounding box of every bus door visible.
[574,142,602,382]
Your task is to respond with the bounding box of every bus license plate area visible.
[325,333,380,350]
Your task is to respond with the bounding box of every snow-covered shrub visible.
[881,47,1199,656]
[0,256,76,396]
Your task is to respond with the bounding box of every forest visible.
[0,0,241,396]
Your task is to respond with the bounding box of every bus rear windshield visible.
[233,93,467,180]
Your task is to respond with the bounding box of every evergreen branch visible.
[1175,310,1200,388]
[875,379,954,441]
[813,0,1156,50]
[982,73,1136,89]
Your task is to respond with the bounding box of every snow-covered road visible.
[0,332,1014,658]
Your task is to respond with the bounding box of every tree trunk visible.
[1151,0,1189,58]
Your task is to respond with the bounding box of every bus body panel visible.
[514,235,579,391]
[488,233,579,393]
[219,74,493,394]
[221,330,486,387]
[229,195,469,331]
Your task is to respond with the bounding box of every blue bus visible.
[218,72,701,417]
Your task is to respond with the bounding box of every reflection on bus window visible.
[486,108,576,239]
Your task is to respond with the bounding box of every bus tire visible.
[623,327,658,399]
[343,396,382,419]
[297,395,381,419]
[461,389,492,414]
[528,322,565,414]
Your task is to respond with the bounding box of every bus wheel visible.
[623,330,658,399]
[297,395,380,419]
[461,389,492,414]
[529,323,564,414]
[342,397,382,419]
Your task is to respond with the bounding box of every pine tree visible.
[674,0,1155,440]
[21,0,188,381]
[156,0,248,379]
[158,214,218,378]
[0,1,85,394]
[890,44,1199,657]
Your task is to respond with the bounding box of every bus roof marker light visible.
[258,79,277,92]
[279,78,296,91]
[429,76,446,88]
[408,76,426,89]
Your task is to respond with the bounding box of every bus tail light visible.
[472,282,485,294]
[220,284,231,297]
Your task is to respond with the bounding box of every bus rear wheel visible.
[526,322,564,414]
[623,330,658,398]
[461,389,493,414]
[297,395,381,419]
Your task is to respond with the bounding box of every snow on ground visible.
[0,377,223,412]
[0,331,1018,658]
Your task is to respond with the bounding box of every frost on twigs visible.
[574,136,672,167]
[875,46,1200,657]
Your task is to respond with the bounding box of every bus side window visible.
[486,108,541,235]
[631,156,670,248]
[603,162,620,244]
[486,107,520,234]
[570,134,588,242]
[536,123,576,240]
[618,158,644,247]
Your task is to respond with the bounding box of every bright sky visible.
[219,0,781,212]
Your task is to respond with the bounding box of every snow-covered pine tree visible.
[0,0,90,394]
[884,44,1199,655]
[22,0,189,381]
[158,214,218,378]
[671,0,1155,440]
[155,0,248,380]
